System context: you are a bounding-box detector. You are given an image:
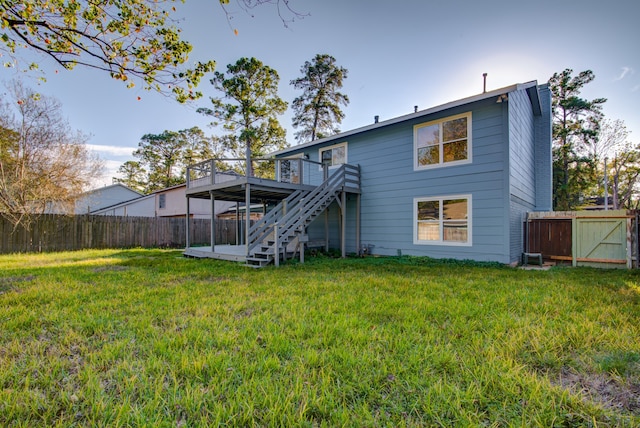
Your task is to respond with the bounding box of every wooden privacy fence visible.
[525,210,639,268]
[0,214,245,254]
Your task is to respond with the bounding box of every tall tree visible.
[179,127,222,169]
[590,119,629,163]
[178,126,226,182]
[0,0,300,102]
[607,144,640,209]
[198,57,288,176]
[0,81,102,228]
[123,126,220,193]
[114,160,146,192]
[290,54,349,143]
[549,69,606,210]
[133,130,187,192]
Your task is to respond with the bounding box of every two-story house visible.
[184,80,552,267]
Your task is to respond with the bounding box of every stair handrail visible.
[278,164,360,244]
[247,163,360,265]
[246,189,308,255]
[276,165,348,243]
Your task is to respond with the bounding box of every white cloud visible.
[615,66,634,81]
[86,144,137,157]
[633,84,640,92]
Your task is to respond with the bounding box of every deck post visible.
[325,209,329,252]
[235,202,240,245]
[356,193,361,256]
[341,191,346,258]
[210,191,215,253]
[245,144,252,256]
[185,196,190,249]
[274,223,279,267]
[245,184,251,256]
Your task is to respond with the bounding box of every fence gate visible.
[526,210,637,268]
[575,217,628,266]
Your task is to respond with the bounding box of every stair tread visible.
[246,172,350,268]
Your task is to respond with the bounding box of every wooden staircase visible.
[245,164,358,267]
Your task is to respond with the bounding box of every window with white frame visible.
[319,142,347,169]
[414,112,471,169]
[414,195,471,245]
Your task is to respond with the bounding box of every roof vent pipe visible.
[414,105,418,113]
[483,73,488,93]
[374,115,379,123]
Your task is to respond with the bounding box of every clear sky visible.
[2,0,639,187]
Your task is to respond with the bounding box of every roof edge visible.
[89,193,155,214]
[82,182,144,196]
[272,80,540,156]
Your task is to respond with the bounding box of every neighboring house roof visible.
[272,81,543,157]
[89,194,155,215]
[75,183,144,214]
[80,183,143,198]
[90,181,234,217]
[90,184,188,214]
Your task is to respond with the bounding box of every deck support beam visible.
[185,196,191,249]
[341,191,346,258]
[274,223,280,267]
[210,191,215,253]
[235,202,240,245]
[325,209,329,252]
[356,193,361,256]
[245,183,251,256]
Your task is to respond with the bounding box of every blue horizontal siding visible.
[280,89,548,264]
[346,101,511,262]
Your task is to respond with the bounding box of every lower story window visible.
[414,195,471,245]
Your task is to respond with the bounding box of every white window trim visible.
[413,112,472,171]
[318,142,348,170]
[413,194,472,246]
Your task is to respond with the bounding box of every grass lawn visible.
[0,249,639,427]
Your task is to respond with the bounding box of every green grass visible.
[0,249,639,427]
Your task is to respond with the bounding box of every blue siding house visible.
[184,80,552,266]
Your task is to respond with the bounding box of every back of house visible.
[272,81,552,264]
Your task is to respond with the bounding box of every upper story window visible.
[158,194,166,209]
[414,112,472,170]
[319,142,347,169]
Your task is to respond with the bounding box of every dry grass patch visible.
[555,367,640,415]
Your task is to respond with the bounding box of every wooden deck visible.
[183,245,247,262]
[186,157,327,204]
[186,176,316,203]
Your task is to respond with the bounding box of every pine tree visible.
[291,54,349,143]
[549,69,606,210]
[198,57,288,176]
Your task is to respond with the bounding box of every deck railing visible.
[186,157,329,190]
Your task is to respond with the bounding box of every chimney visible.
[483,73,488,93]
[414,105,418,113]
[374,115,379,123]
